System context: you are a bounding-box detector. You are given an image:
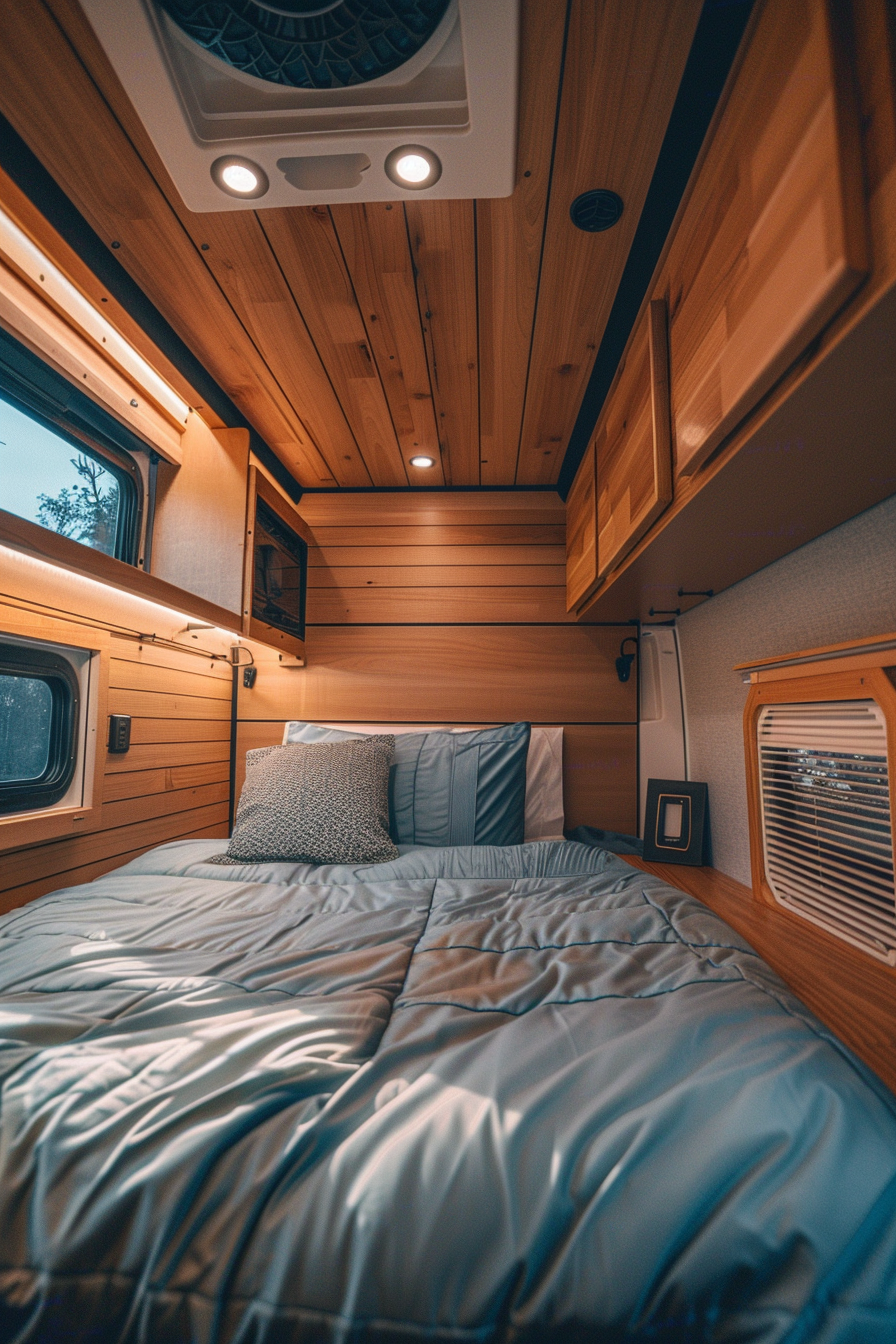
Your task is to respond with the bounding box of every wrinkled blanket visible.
[1,838,895,1343]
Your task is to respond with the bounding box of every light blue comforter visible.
[0,839,895,1341]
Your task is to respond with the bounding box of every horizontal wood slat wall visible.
[0,586,232,912]
[237,492,639,833]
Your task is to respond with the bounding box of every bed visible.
[1,835,896,1342]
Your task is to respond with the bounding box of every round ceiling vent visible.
[569,190,624,233]
[157,0,452,89]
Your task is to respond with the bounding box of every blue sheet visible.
[0,838,895,1341]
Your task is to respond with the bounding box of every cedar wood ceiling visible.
[0,0,704,491]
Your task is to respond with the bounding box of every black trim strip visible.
[0,112,303,505]
[238,719,638,726]
[305,621,639,628]
[299,484,561,494]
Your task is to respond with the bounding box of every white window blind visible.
[757,700,896,964]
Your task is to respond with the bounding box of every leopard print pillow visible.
[218,736,399,865]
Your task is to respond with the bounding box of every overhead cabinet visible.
[567,0,880,617]
[669,0,868,478]
[566,299,672,612]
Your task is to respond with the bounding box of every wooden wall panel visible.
[237,492,638,834]
[235,722,638,837]
[0,594,231,913]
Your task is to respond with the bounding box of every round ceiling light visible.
[409,454,436,468]
[211,155,270,199]
[385,146,442,191]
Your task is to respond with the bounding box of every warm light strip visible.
[0,542,242,647]
[0,206,190,428]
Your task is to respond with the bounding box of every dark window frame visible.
[0,325,144,564]
[0,644,80,815]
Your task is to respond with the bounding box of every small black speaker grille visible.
[569,190,624,232]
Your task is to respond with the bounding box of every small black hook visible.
[616,636,639,683]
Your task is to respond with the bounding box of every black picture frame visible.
[643,779,708,865]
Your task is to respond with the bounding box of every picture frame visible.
[643,779,708,865]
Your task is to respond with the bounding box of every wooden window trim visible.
[0,608,110,851]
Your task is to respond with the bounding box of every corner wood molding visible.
[0,507,241,633]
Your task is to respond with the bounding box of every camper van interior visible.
[1,0,895,1338]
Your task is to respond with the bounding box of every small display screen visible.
[252,498,307,639]
[662,800,683,840]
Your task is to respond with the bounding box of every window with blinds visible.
[757,700,896,964]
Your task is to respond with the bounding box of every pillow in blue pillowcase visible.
[283,721,531,847]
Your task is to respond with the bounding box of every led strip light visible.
[0,206,190,429]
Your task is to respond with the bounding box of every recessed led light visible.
[211,156,270,200]
[385,145,442,191]
[410,454,436,468]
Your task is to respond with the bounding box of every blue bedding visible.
[1,838,895,1342]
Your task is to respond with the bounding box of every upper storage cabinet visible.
[567,0,888,622]
[670,0,868,478]
[596,299,673,582]
[565,299,672,612]
[565,439,597,611]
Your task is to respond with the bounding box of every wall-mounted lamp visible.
[616,636,639,683]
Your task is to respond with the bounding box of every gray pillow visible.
[221,736,399,865]
[284,721,530,848]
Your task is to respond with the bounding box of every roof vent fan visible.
[80,0,519,210]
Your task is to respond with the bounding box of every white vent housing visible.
[79,0,519,211]
[757,700,896,964]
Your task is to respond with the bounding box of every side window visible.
[0,390,139,562]
[0,327,145,565]
[0,645,80,814]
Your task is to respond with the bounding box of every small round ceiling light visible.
[385,145,442,191]
[409,454,436,468]
[570,189,624,232]
[211,155,270,200]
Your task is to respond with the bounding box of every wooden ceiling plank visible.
[476,0,569,486]
[404,200,479,485]
[179,208,372,486]
[259,206,407,487]
[330,202,444,486]
[515,0,703,484]
[0,0,338,487]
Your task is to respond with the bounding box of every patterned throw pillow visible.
[218,736,399,865]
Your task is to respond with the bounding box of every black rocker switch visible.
[108,714,131,754]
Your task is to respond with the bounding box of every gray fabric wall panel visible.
[676,493,896,885]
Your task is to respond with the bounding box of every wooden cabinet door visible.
[595,299,673,581]
[565,438,597,611]
[670,0,868,478]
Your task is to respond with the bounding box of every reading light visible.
[384,146,442,190]
[409,454,436,468]
[211,156,270,200]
